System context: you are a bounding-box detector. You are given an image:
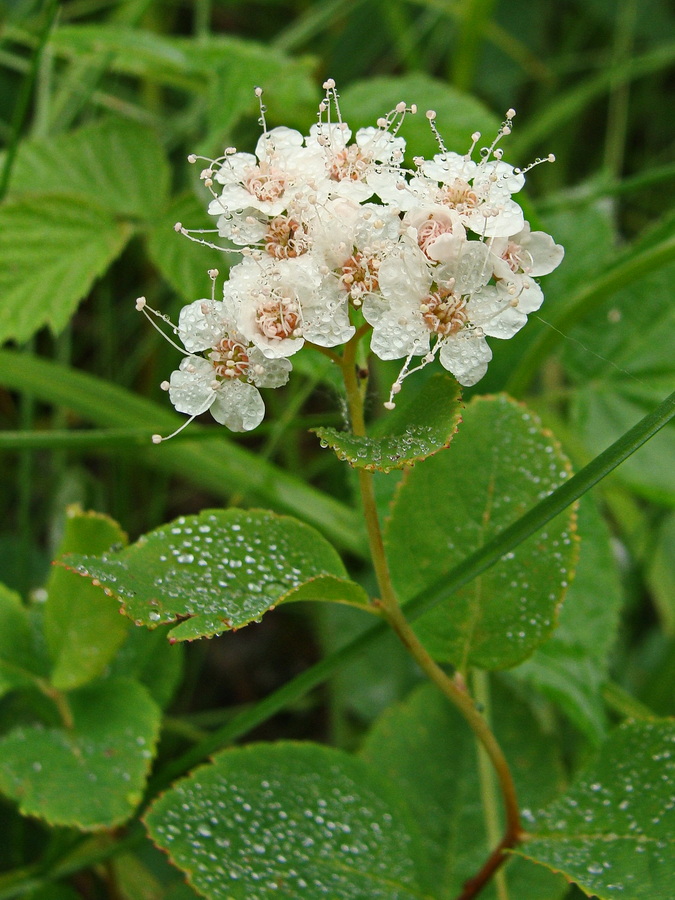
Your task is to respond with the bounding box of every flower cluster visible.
[141,80,563,436]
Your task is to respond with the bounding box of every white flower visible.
[227,257,355,357]
[160,296,292,434]
[488,223,564,314]
[208,127,325,220]
[368,236,525,387]
[161,88,565,422]
[312,199,402,308]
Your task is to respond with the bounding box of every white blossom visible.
[145,84,563,432]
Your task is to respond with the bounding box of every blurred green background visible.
[0,1,674,897]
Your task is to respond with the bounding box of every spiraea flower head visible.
[143,82,563,433]
[136,276,291,439]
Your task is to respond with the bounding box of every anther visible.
[135,297,146,311]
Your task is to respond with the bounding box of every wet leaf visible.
[360,680,567,899]
[0,584,42,698]
[313,375,462,472]
[516,720,675,899]
[514,495,622,743]
[45,506,129,691]
[144,742,430,899]
[62,509,369,642]
[385,395,577,670]
[0,679,161,830]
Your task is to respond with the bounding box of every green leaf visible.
[385,395,577,670]
[145,192,225,300]
[313,375,462,472]
[63,509,369,642]
[7,118,170,219]
[574,385,675,506]
[0,584,41,698]
[48,26,318,120]
[25,887,82,900]
[360,680,567,899]
[106,624,184,710]
[647,511,675,634]
[144,742,429,899]
[0,679,161,830]
[561,253,675,505]
[341,74,500,160]
[514,495,622,743]
[201,41,318,144]
[515,720,675,899]
[44,506,129,691]
[0,194,132,343]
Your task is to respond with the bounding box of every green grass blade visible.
[510,42,675,157]
[0,350,365,556]
[153,390,675,783]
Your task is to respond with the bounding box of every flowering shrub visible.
[141,81,563,437]
[1,48,674,900]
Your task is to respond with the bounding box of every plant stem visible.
[339,341,522,898]
[472,670,510,900]
[39,681,75,731]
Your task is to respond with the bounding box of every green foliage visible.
[386,395,577,670]
[44,506,129,690]
[0,193,132,343]
[565,254,675,505]
[0,583,46,698]
[1,1,674,898]
[145,742,429,899]
[314,375,462,472]
[63,509,370,641]
[514,495,622,743]
[360,680,568,899]
[0,679,160,830]
[516,720,675,899]
[341,75,499,159]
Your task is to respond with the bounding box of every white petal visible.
[515,276,544,314]
[248,348,292,388]
[168,358,216,415]
[431,236,491,293]
[369,309,429,360]
[303,296,355,347]
[520,230,565,276]
[178,300,226,353]
[439,333,492,386]
[378,244,431,304]
[466,199,524,238]
[469,287,527,339]
[256,126,304,160]
[210,380,265,432]
[214,152,256,185]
